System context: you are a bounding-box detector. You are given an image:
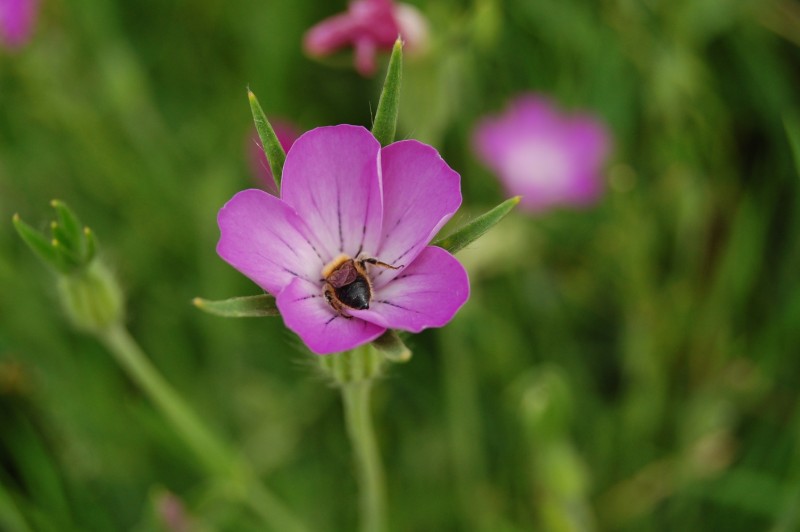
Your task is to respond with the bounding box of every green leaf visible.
[371,39,403,147]
[433,196,521,255]
[371,330,412,363]
[248,89,286,190]
[192,294,279,318]
[12,214,70,273]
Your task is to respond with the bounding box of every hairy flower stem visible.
[342,379,387,532]
[99,324,308,532]
[325,346,387,532]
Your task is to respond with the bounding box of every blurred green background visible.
[2,0,800,530]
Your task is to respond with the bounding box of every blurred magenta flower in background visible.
[473,94,611,213]
[218,125,469,354]
[0,0,38,49]
[249,120,300,195]
[304,0,427,76]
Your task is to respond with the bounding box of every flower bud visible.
[14,201,123,333]
[57,260,123,333]
[13,200,97,274]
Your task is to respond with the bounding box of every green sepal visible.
[248,89,286,190]
[371,329,412,363]
[52,238,83,271]
[50,200,86,258]
[192,294,279,318]
[83,227,97,263]
[433,196,521,254]
[371,38,403,147]
[12,214,70,273]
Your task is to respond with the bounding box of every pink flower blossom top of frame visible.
[473,94,611,213]
[218,125,469,354]
[249,120,300,196]
[0,0,38,49]
[304,0,427,77]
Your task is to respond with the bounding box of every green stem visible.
[99,323,307,532]
[342,377,387,532]
[100,324,232,474]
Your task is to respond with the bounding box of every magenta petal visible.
[0,0,37,49]
[217,189,327,295]
[281,125,383,260]
[304,12,359,56]
[277,277,386,355]
[354,246,469,333]
[354,37,378,76]
[566,117,611,169]
[372,140,461,287]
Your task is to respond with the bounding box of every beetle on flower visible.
[217,125,469,355]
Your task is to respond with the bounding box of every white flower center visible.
[503,138,572,194]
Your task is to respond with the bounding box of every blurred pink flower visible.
[473,94,611,213]
[249,120,301,196]
[304,0,428,77]
[0,0,38,49]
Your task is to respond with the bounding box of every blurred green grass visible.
[2,0,800,530]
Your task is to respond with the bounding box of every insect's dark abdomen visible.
[335,277,371,310]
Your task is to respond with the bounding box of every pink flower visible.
[0,0,38,49]
[473,94,611,213]
[304,0,428,77]
[218,125,469,355]
[248,120,301,195]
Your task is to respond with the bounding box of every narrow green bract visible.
[371,39,403,147]
[434,196,521,255]
[192,294,279,317]
[249,89,286,189]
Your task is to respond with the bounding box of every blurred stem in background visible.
[515,367,595,532]
[98,324,307,532]
[440,310,495,531]
[13,203,309,532]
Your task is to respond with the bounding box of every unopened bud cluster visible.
[14,200,123,333]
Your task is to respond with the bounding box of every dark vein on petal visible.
[254,251,313,283]
[392,243,418,265]
[360,176,371,254]
[302,235,325,263]
[337,192,344,253]
[292,294,320,302]
[309,192,322,216]
[324,315,338,326]
[274,232,300,258]
[376,299,422,314]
